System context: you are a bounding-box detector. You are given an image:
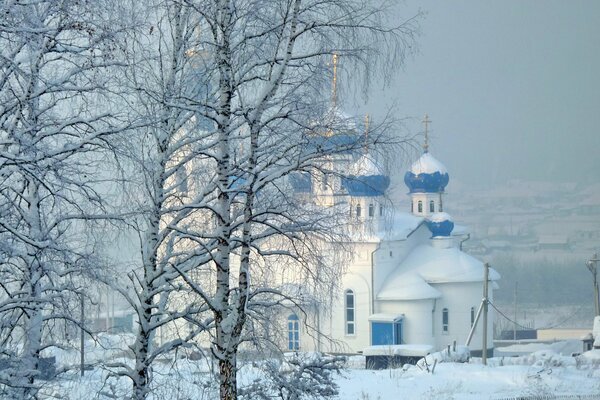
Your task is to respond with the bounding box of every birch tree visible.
[0,0,127,396]
[170,1,419,399]
[110,1,417,399]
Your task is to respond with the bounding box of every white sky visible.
[361,0,600,187]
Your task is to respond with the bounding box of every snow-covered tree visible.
[0,0,128,396]
[168,1,418,399]
[101,1,417,399]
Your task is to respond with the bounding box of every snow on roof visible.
[377,244,500,300]
[363,344,434,357]
[410,152,448,175]
[428,212,452,223]
[377,271,442,301]
[368,313,404,322]
[350,153,382,176]
[377,212,424,241]
[407,245,500,284]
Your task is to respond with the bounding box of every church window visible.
[411,201,414,213]
[417,201,423,213]
[288,314,300,350]
[345,290,355,335]
[379,205,384,216]
[439,197,443,212]
[429,200,435,213]
[470,307,475,327]
[356,204,362,218]
[442,308,449,333]
[368,203,374,217]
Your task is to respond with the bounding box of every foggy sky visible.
[362,0,600,188]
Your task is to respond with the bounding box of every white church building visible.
[288,122,500,358]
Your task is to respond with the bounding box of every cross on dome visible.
[422,114,431,153]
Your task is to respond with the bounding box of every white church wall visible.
[431,282,494,352]
[372,224,430,298]
[378,299,435,346]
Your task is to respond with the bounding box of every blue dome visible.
[341,154,390,196]
[404,152,449,193]
[341,175,390,196]
[426,212,454,237]
[289,172,312,193]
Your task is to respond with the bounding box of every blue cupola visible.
[404,152,449,194]
[341,154,390,197]
[426,212,454,237]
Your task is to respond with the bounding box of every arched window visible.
[345,290,355,335]
[429,200,435,213]
[470,307,475,327]
[417,201,423,213]
[379,205,384,216]
[368,203,374,218]
[356,204,362,218]
[442,308,449,333]
[288,314,300,350]
[411,201,414,213]
[439,197,443,212]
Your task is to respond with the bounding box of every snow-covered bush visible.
[416,346,470,370]
[240,352,345,400]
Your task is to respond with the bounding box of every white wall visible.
[430,281,494,352]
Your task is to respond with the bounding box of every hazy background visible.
[361,0,600,188]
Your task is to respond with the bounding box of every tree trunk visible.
[219,356,237,400]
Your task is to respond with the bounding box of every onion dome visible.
[404,152,449,193]
[289,172,312,193]
[426,212,454,237]
[341,154,390,197]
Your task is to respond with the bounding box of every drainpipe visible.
[370,242,382,315]
[431,298,437,337]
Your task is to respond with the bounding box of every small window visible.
[321,174,328,191]
[411,201,414,213]
[379,205,383,216]
[345,290,355,335]
[389,251,393,257]
[288,314,300,350]
[429,200,435,213]
[356,204,362,217]
[439,197,443,212]
[442,308,449,333]
[417,201,423,213]
[368,203,374,218]
[470,307,475,327]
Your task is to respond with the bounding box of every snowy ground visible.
[29,336,600,399]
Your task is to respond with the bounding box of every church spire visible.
[364,114,370,154]
[331,53,339,108]
[422,113,431,153]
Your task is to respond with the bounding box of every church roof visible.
[377,244,500,301]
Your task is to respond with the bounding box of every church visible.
[287,116,500,358]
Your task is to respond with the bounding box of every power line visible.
[488,300,588,331]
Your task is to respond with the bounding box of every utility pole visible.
[513,281,518,341]
[482,262,490,365]
[586,254,600,316]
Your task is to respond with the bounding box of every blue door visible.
[371,321,402,345]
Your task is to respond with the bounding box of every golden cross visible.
[422,114,431,152]
[364,114,370,153]
[331,53,338,107]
